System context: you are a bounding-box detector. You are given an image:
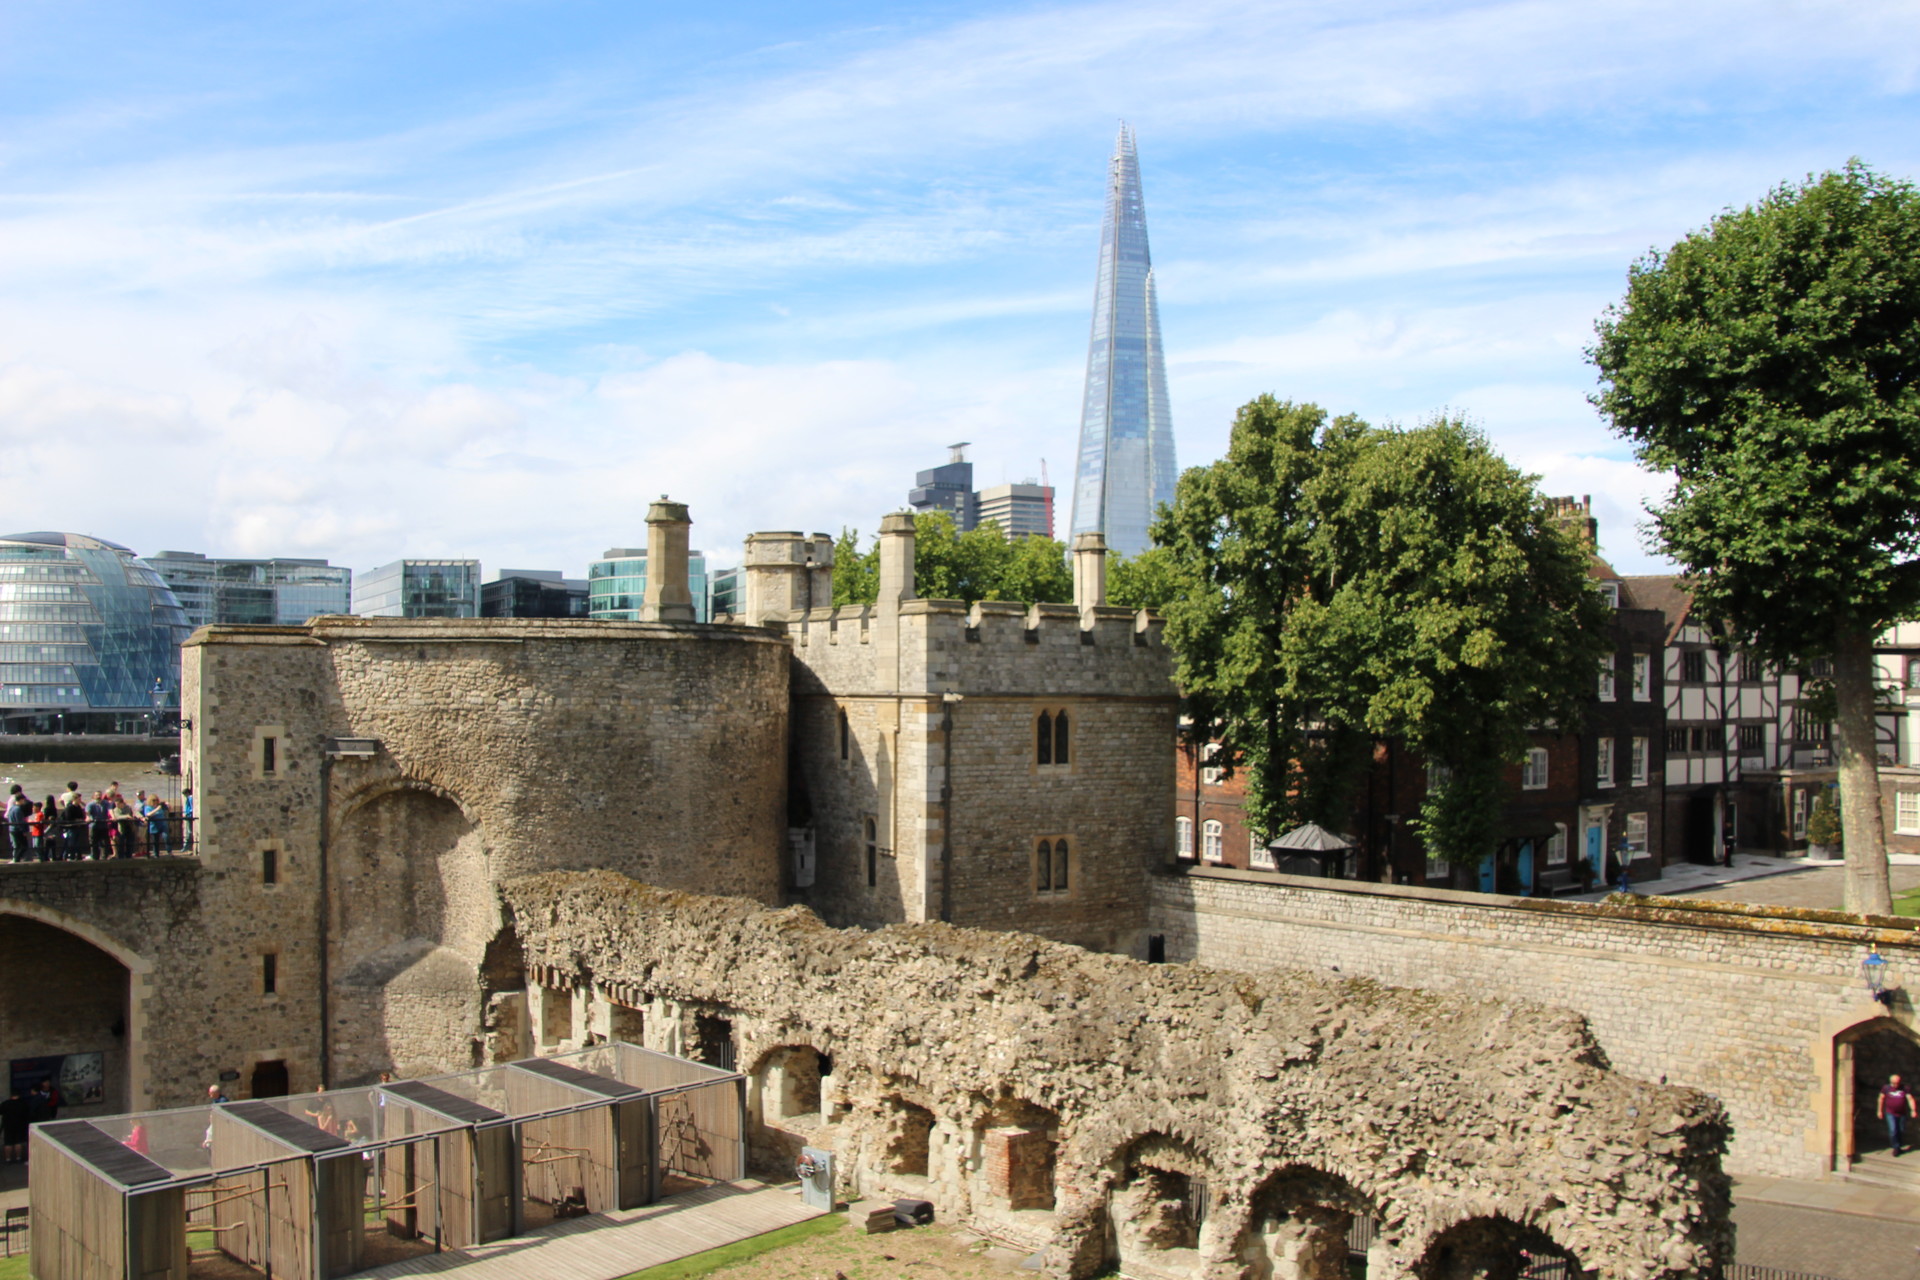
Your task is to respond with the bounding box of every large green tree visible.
[1589,162,1920,916]
[833,512,1073,606]
[1157,397,1611,860]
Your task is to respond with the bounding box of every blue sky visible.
[1,0,1916,578]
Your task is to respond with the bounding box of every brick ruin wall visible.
[503,870,1731,1280]
[1152,868,1913,1181]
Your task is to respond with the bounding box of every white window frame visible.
[1630,737,1649,787]
[1425,854,1449,881]
[1598,581,1621,608]
[1249,832,1275,871]
[1521,748,1549,791]
[1200,742,1222,787]
[1175,816,1194,860]
[1631,654,1651,701]
[1792,790,1809,839]
[1597,664,1616,702]
[1201,820,1224,864]
[1545,823,1569,866]
[1625,812,1649,859]
[1425,762,1452,794]
[1897,792,1920,836]
[1595,737,1615,788]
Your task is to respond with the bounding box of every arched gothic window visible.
[1035,838,1053,891]
[1037,708,1070,766]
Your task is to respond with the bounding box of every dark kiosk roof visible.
[226,1101,352,1154]
[516,1057,646,1099]
[385,1079,506,1126]
[40,1120,172,1187]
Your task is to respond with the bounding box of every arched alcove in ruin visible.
[882,1096,937,1179]
[332,784,492,1081]
[1412,1215,1586,1280]
[0,914,134,1114]
[1834,1014,1920,1166]
[972,1096,1059,1216]
[747,1043,830,1175]
[1103,1133,1213,1280]
[1235,1163,1378,1280]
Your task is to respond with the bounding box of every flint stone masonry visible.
[1152,866,1918,1181]
[503,869,1731,1280]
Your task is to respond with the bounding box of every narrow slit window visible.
[865,817,878,888]
[1036,839,1053,891]
[261,736,277,775]
[1037,712,1053,765]
[262,953,277,996]
[1053,710,1070,765]
[1053,839,1070,890]
[262,847,278,885]
[839,709,849,761]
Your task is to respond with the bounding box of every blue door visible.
[1586,825,1605,879]
[1518,840,1535,895]
[1477,853,1496,893]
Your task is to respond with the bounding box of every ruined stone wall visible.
[504,870,1730,1280]
[182,617,790,1087]
[1153,867,1914,1181]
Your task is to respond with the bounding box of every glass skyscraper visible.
[147,551,352,627]
[353,560,481,618]
[588,548,711,623]
[1069,124,1176,558]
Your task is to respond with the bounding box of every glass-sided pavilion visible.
[28,1044,745,1280]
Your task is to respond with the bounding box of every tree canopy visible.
[1156,397,1611,861]
[833,512,1073,607]
[1589,161,1920,914]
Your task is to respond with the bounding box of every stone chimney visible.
[640,497,696,623]
[877,511,917,616]
[742,532,835,626]
[1072,532,1108,611]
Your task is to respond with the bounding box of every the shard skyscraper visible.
[1069,124,1175,558]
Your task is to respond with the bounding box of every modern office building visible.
[147,551,352,627]
[353,560,481,618]
[709,566,742,620]
[1070,124,1176,558]
[0,531,194,732]
[480,569,590,619]
[975,482,1055,541]
[588,548,711,623]
[908,443,978,531]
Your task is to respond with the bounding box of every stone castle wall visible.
[180,616,791,1089]
[784,598,1176,954]
[503,870,1730,1280]
[1152,867,1913,1180]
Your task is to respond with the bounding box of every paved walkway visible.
[354,1180,822,1280]
[1733,1177,1920,1280]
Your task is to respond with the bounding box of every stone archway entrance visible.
[1835,1016,1920,1168]
[0,914,133,1114]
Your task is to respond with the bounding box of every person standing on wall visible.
[1880,1074,1918,1155]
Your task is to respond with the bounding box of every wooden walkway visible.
[352,1181,826,1280]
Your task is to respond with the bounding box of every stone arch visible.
[972,1095,1060,1215]
[1410,1214,1587,1280]
[880,1094,937,1179]
[331,782,493,1081]
[1235,1163,1379,1280]
[1834,1014,1920,1167]
[1103,1132,1216,1280]
[745,1042,831,1176]
[0,906,144,1113]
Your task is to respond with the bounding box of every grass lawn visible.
[1892,886,1920,917]
[618,1213,845,1279]
[0,1254,23,1280]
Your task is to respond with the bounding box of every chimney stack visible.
[640,497,696,623]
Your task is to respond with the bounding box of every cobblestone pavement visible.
[1733,1198,1920,1280]
[1679,864,1920,911]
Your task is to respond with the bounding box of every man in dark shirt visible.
[1880,1074,1917,1155]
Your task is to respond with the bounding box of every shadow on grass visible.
[618,1213,844,1279]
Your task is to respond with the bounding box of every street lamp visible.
[1863,950,1894,1006]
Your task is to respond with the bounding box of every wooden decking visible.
[352,1181,826,1280]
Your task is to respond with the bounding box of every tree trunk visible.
[1833,625,1893,916]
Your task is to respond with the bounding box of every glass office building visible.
[353,560,481,618]
[1070,124,1177,558]
[588,548,710,623]
[708,566,742,620]
[481,570,590,619]
[0,532,194,731]
[147,551,352,627]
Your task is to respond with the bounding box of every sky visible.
[0,1,1915,580]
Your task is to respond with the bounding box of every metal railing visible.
[4,814,197,861]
